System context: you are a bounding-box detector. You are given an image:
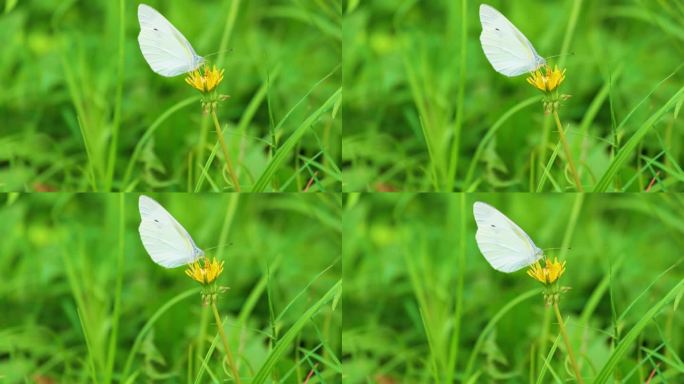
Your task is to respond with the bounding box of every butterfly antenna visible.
[204,48,234,59]
[543,247,572,252]
[545,52,576,60]
[204,242,234,253]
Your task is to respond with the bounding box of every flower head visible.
[185,65,224,93]
[527,65,565,93]
[185,257,228,305]
[527,65,570,114]
[185,64,229,113]
[528,257,570,306]
[527,257,566,285]
[185,257,224,285]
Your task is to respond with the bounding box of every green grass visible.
[0,193,341,382]
[342,0,684,191]
[343,193,684,382]
[0,0,341,192]
[3,0,684,383]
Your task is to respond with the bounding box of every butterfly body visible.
[139,195,204,268]
[473,201,543,273]
[479,4,545,77]
[137,4,204,77]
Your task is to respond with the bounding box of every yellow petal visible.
[185,257,224,285]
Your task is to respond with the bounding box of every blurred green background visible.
[0,0,341,192]
[0,193,341,382]
[343,0,684,192]
[343,193,684,382]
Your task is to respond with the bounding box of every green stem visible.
[196,0,241,175]
[446,0,468,191]
[553,110,584,192]
[211,301,242,384]
[553,302,584,384]
[105,0,125,191]
[211,110,241,191]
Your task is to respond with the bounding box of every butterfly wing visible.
[137,4,204,77]
[479,4,545,77]
[473,201,543,272]
[138,195,204,268]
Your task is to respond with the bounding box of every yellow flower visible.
[185,70,205,92]
[203,65,224,92]
[185,65,224,93]
[527,70,547,92]
[526,65,566,93]
[185,257,224,285]
[527,257,566,285]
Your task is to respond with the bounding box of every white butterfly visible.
[138,195,204,268]
[479,4,546,77]
[473,201,543,273]
[137,3,204,77]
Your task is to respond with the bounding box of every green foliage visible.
[0,193,341,382]
[343,193,684,382]
[0,0,341,192]
[3,1,684,383]
[343,0,684,191]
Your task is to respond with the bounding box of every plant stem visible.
[553,110,584,191]
[105,0,125,192]
[211,110,241,191]
[446,0,468,191]
[553,302,584,384]
[211,301,242,384]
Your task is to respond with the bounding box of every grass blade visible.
[121,288,200,381]
[252,87,342,192]
[464,96,541,190]
[593,278,684,383]
[251,279,341,384]
[122,96,199,189]
[446,0,468,191]
[463,288,542,381]
[594,83,684,191]
[104,0,126,191]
